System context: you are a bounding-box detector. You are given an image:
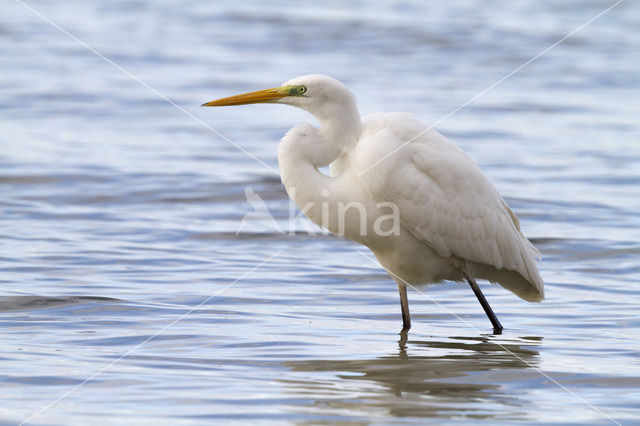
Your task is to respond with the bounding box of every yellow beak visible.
[201,86,292,107]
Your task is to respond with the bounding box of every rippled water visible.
[2,1,640,424]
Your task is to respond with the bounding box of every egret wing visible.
[357,113,543,300]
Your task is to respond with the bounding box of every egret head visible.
[202,74,358,121]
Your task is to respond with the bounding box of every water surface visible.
[1,1,639,424]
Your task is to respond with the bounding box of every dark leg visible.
[397,282,411,330]
[465,275,503,334]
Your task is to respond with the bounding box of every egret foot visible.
[398,328,409,355]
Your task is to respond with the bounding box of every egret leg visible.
[465,275,503,334]
[397,282,411,330]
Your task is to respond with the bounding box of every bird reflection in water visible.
[282,335,542,420]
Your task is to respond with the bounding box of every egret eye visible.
[298,85,307,95]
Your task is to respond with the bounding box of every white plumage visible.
[357,112,542,301]
[203,74,544,332]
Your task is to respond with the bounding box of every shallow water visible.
[2,1,640,424]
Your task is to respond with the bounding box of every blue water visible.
[2,1,640,424]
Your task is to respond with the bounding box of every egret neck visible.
[277,80,362,233]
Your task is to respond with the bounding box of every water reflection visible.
[0,295,122,312]
[283,335,542,420]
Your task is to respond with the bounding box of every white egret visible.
[203,74,543,333]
